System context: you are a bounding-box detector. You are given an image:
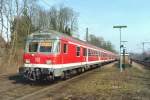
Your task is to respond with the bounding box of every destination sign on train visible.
[39,42,52,46]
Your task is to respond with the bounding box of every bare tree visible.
[57,6,78,35]
[31,5,78,36]
[88,34,116,52]
[0,0,78,71]
[48,6,58,30]
[0,0,4,37]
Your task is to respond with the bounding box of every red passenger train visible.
[20,30,117,81]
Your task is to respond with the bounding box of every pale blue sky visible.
[40,0,150,53]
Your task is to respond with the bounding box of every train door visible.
[83,48,88,64]
[61,41,69,64]
[98,51,101,61]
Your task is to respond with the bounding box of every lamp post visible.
[121,41,128,67]
[113,25,127,72]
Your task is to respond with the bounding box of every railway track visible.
[16,62,116,100]
[0,74,22,93]
[0,74,48,100]
[133,59,150,69]
[0,62,116,100]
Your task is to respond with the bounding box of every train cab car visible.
[20,30,117,81]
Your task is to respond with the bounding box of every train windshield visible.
[28,39,59,53]
[39,41,53,52]
[29,42,39,52]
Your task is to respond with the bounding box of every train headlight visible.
[25,59,30,64]
[46,60,51,64]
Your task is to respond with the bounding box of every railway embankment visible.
[37,62,150,100]
[0,62,150,100]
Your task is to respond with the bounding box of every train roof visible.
[29,30,116,55]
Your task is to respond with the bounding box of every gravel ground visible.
[38,63,150,100]
[0,74,48,100]
[0,62,149,100]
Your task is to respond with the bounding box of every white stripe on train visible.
[24,60,114,69]
[24,59,115,76]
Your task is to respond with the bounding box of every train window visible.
[94,51,96,56]
[90,49,92,56]
[53,41,60,53]
[40,45,52,52]
[99,52,101,57]
[29,42,38,52]
[104,54,106,57]
[102,53,104,57]
[103,53,105,57]
[63,44,68,53]
[76,46,80,56]
[88,49,91,56]
[39,42,53,52]
[96,51,98,57]
[89,49,92,56]
[93,50,95,56]
[52,39,60,54]
[93,50,94,56]
[92,50,94,56]
[83,48,87,56]
[90,50,92,56]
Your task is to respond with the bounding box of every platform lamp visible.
[113,25,127,72]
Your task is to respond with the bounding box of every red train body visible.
[20,30,117,81]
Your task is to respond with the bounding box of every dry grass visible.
[40,63,150,100]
